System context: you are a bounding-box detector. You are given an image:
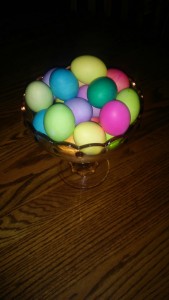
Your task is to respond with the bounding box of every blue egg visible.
[32,109,47,135]
[65,97,93,125]
[49,68,79,101]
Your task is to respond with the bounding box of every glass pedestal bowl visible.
[21,79,143,189]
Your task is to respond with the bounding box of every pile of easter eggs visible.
[24,55,141,155]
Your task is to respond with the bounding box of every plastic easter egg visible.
[87,77,117,108]
[32,109,47,135]
[73,121,106,155]
[25,81,53,112]
[116,88,140,124]
[44,103,75,142]
[71,55,107,84]
[49,68,79,100]
[65,97,93,125]
[42,68,57,86]
[100,100,131,136]
[107,68,130,92]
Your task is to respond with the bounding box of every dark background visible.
[1,0,169,91]
[1,0,168,42]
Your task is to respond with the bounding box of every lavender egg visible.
[42,68,57,86]
[77,84,100,117]
[77,84,88,99]
[65,97,93,125]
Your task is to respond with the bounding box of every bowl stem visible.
[59,159,110,189]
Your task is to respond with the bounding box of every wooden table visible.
[0,13,169,299]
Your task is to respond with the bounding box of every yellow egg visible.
[59,135,77,155]
[73,121,106,155]
[71,55,107,84]
[55,98,64,103]
[65,135,75,144]
[78,80,85,87]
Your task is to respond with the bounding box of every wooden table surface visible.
[0,12,169,299]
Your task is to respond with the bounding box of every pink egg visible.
[107,68,130,92]
[100,100,131,136]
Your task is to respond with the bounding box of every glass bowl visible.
[21,77,143,189]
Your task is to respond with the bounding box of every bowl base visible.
[59,159,110,189]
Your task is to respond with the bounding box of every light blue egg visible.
[49,68,79,101]
[32,109,47,135]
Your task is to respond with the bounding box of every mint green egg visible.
[25,81,53,112]
[116,88,140,124]
[44,104,75,142]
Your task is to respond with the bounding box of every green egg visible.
[25,81,53,112]
[44,103,75,142]
[116,88,140,124]
[106,133,124,150]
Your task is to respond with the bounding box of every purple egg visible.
[77,85,100,117]
[42,68,57,86]
[92,106,100,117]
[65,97,93,125]
[77,84,88,99]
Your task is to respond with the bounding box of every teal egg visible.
[87,77,117,108]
